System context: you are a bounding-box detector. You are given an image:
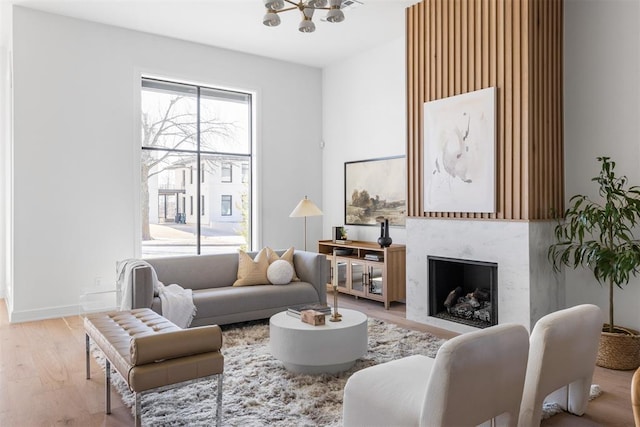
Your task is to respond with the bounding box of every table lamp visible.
[289,196,323,251]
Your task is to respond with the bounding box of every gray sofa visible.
[131,250,329,327]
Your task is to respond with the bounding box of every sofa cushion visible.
[147,253,239,291]
[233,248,269,287]
[266,247,300,281]
[191,282,320,319]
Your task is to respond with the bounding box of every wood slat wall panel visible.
[556,0,564,214]
[530,0,539,218]
[497,0,505,218]
[520,0,529,217]
[406,8,415,215]
[406,0,563,220]
[418,0,425,215]
[505,0,514,219]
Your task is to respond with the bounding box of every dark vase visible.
[377,219,393,248]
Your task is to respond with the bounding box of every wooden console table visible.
[318,240,406,309]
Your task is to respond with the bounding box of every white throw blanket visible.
[156,282,197,329]
[117,259,156,311]
[116,259,196,328]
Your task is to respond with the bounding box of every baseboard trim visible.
[9,304,81,323]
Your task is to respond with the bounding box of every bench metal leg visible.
[105,359,111,415]
[216,373,223,427]
[86,337,112,417]
[135,393,142,427]
[85,334,90,380]
[96,360,221,426]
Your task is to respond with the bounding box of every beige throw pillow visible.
[266,247,300,282]
[233,248,270,287]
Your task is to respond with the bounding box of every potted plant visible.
[548,156,640,370]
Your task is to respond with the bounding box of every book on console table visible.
[287,303,332,318]
[334,239,352,244]
[364,254,383,261]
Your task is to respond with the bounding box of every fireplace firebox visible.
[428,256,498,328]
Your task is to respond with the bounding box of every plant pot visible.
[596,324,640,370]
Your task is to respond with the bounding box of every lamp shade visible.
[264,0,285,11]
[290,196,323,217]
[307,0,328,7]
[326,8,344,23]
[263,10,281,27]
[298,19,316,33]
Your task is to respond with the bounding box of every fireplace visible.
[407,218,564,333]
[428,256,498,328]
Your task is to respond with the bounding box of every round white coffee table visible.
[269,308,368,374]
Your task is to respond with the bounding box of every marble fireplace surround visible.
[406,218,565,334]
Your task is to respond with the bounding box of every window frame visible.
[140,77,253,256]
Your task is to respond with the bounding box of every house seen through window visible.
[140,77,252,257]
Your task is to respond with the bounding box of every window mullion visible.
[196,86,202,255]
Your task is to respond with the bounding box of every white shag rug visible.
[92,318,601,426]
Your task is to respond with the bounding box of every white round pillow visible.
[267,260,294,285]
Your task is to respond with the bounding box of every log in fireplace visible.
[428,256,498,328]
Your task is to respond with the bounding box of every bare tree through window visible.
[141,78,252,257]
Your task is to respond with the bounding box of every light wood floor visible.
[0,295,635,426]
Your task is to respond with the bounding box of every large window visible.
[141,77,252,257]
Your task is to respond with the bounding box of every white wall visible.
[322,36,407,245]
[564,0,640,330]
[0,2,12,305]
[7,7,323,322]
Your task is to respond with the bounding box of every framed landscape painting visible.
[345,156,406,227]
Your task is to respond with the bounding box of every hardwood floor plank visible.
[0,324,38,383]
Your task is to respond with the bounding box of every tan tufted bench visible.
[84,308,224,426]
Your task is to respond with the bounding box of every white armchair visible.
[518,304,602,427]
[342,323,530,427]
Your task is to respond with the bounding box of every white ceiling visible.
[10,0,418,67]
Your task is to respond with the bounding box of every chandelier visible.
[263,0,345,33]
